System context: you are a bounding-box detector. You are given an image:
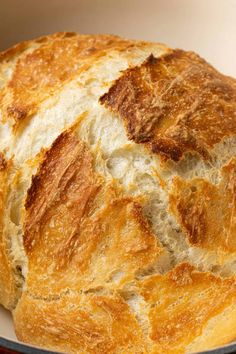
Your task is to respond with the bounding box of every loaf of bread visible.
[1,32,236,353]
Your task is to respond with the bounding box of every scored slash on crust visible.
[100,49,236,162]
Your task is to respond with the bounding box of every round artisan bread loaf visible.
[1,32,236,354]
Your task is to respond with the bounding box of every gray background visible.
[0,0,236,76]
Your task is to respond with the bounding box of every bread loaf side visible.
[0,33,236,353]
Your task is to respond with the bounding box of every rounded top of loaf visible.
[1,32,236,354]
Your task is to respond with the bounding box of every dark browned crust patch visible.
[24,129,101,252]
[0,152,7,171]
[170,157,236,254]
[100,50,236,162]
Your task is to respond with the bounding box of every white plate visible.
[0,305,16,340]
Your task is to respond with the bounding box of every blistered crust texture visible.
[100,50,236,162]
[0,32,236,354]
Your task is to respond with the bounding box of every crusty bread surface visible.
[1,32,236,354]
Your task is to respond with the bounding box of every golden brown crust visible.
[24,129,101,253]
[0,32,137,127]
[0,158,19,309]
[170,157,236,257]
[100,50,236,161]
[14,292,146,354]
[139,263,236,353]
[14,263,236,354]
[14,126,236,353]
[0,152,7,171]
[23,129,163,299]
[0,32,71,63]
[0,158,11,307]
[1,33,236,353]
